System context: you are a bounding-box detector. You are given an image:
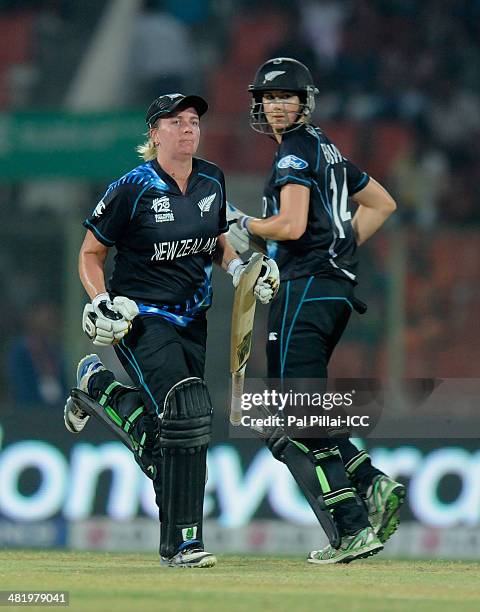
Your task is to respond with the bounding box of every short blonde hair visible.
[136,132,157,161]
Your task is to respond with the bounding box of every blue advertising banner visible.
[0,411,479,533]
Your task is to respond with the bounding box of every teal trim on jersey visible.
[307,126,322,173]
[352,172,369,194]
[118,341,160,414]
[130,182,154,220]
[279,280,291,383]
[323,164,333,214]
[198,172,223,203]
[280,293,353,380]
[312,179,333,219]
[303,297,354,310]
[84,220,115,246]
[280,276,313,380]
[275,175,311,187]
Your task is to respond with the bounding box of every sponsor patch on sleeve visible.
[277,155,309,170]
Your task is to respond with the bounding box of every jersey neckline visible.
[151,158,199,196]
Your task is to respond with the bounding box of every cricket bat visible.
[229,252,264,425]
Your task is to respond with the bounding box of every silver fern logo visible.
[263,70,285,84]
[197,193,216,217]
[93,199,106,218]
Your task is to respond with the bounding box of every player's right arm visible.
[78,231,138,346]
[351,178,396,246]
[79,183,139,345]
[79,230,108,300]
[247,183,310,241]
[239,131,313,241]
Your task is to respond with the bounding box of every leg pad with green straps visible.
[69,387,156,480]
[264,426,341,548]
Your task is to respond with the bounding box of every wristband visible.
[239,215,254,235]
[227,258,243,276]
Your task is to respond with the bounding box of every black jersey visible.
[263,123,369,283]
[84,158,228,324]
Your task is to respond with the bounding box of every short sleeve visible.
[345,159,370,195]
[274,132,313,188]
[83,185,132,246]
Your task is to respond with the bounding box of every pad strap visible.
[263,419,340,547]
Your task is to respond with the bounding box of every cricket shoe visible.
[64,354,105,433]
[365,475,406,544]
[161,546,217,569]
[307,526,383,565]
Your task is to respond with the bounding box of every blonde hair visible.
[136,133,157,161]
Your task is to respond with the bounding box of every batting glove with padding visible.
[253,257,280,304]
[82,293,139,346]
[229,256,280,304]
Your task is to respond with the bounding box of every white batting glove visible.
[82,293,139,346]
[228,258,247,289]
[253,257,280,304]
[228,256,280,304]
[111,296,139,321]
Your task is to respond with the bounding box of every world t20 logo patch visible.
[277,155,309,170]
[152,196,174,222]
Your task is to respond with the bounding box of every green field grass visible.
[1,551,479,612]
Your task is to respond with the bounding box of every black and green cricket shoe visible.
[365,475,406,543]
[308,526,383,565]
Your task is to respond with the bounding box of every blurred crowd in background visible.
[1,0,479,409]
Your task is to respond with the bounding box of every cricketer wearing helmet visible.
[234,58,405,564]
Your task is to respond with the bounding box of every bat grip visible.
[230,367,246,426]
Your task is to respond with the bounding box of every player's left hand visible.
[253,257,280,304]
[111,296,139,321]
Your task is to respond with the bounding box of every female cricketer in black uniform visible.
[236,58,405,564]
[63,93,279,568]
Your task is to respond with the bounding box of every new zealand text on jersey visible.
[151,237,218,261]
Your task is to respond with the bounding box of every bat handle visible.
[230,367,246,426]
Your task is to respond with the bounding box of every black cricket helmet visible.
[248,57,319,135]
